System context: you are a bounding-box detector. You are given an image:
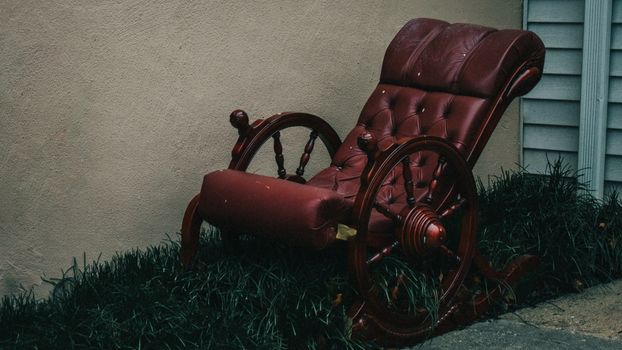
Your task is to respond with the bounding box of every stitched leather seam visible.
[358,105,391,126]
[400,24,446,83]
[454,30,496,93]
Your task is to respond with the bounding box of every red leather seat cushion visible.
[199,169,351,249]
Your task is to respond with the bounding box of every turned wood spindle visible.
[296,130,319,177]
[373,201,402,224]
[366,241,400,265]
[357,131,378,165]
[440,197,467,219]
[402,156,416,207]
[424,156,446,203]
[439,245,461,266]
[272,131,286,179]
[229,109,250,137]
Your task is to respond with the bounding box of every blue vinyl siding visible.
[527,0,585,22]
[522,0,583,176]
[606,3,622,194]
[523,0,622,196]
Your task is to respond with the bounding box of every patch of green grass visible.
[478,160,622,302]
[1,231,369,349]
[1,159,621,349]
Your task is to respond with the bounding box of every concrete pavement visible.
[415,280,622,349]
[419,319,621,349]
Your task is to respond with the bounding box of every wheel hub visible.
[399,204,446,257]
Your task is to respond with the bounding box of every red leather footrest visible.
[199,169,351,249]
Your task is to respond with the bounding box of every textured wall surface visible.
[0,0,522,297]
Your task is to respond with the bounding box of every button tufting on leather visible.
[388,97,397,108]
[391,125,399,136]
[416,181,427,188]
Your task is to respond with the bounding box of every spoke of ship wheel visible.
[295,130,318,177]
[439,244,461,267]
[367,240,400,265]
[373,201,403,224]
[423,156,447,203]
[272,131,287,179]
[402,156,416,207]
[439,197,467,220]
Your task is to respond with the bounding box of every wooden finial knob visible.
[230,109,249,136]
[357,131,377,162]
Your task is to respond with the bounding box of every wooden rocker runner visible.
[181,18,545,346]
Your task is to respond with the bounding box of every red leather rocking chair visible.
[181,18,545,346]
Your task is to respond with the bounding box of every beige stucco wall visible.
[0,0,522,297]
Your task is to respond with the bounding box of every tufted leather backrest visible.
[308,19,544,216]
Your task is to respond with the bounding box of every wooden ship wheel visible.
[347,133,478,344]
[181,110,342,265]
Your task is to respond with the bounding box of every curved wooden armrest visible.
[505,66,542,99]
[228,110,342,170]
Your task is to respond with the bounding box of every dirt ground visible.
[501,279,622,340]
